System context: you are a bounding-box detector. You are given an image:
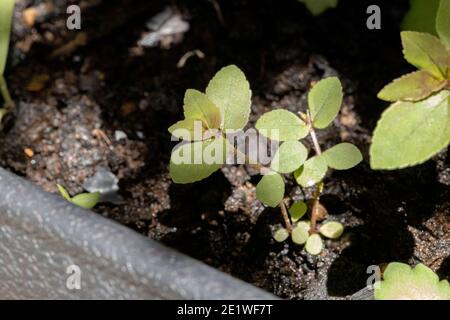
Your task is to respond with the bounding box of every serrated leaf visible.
[0,0,14,76]
[271,141,308,173]
[57,184,72,201]
[71,192,100,209]
[375,262,450,300]
[305,234,323,255]
[168,119,207,141]
[169,137,228,184]
[297,0,338,16]
[291,225,309,245]
[274,228,289,242]
[322,143,362,170]
[401,31,449,79]
[256,172,285,208]
[308,77,343,129]
[370,91,450,170]
[294,156,328,187]
[290,201,307,222]
[205,65,251,130]
[319,221,344,239]
[183,89,221,129]
[378,70,447,102]
[255,109,308,141]
[436,0,450,47]
[401,0,440,36]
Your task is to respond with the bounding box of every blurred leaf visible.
[273,228,289,242]
[308,77,343,129]
[183,89,221,129]
[57,184,72,202]
[0,0,14,76]
[291,225,309,245]
[271,141,308,173]
[297,0,338,16]
[205,65,251,130]
[290,201,307,222]
[256,172,285,208]
[168,119,207,141]
[256,109,308,141]
[436,0,450,47]
[294,156,328,187]
[402,0,440,36]
[319,221,344,239]
[370,91,450,170]
[71,192,100,209]
[305,234,323,255]
[322,143,362,170]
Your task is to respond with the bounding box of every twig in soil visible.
[177,50,205,68]
[92,128,113,149]
[279,200,293,233]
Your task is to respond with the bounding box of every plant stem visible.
[0,75,13,108]
[279,200,293,233]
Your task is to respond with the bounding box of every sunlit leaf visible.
[183,89,221,129]
[291,225,309,245]
[294,156,328,187]
[319,221,344,239]
[322,143,362,170]
[308,77,343,129]
[255,109,308,141]
[290,201,307,222]
[71,192,100,209]
[305,234,323,255]
[274,228,289,242]
[57,184,72,201]
[168,119,208,141]
[256,172,285,208]
[271,141,308,173]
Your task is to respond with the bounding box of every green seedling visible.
[297,0,338,16]
[0,0,15,123]
[57,184,100,209]
[168,65,361,256]
[371,0,450,170]
[375,262,450,300]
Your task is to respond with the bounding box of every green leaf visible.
[57,184,72,201]
[271,141,308,173]
[297,0,338,16]
[401,31,449,79]
[290,201,307,222]
[291,225,309,245]
[308,77,343,129]
[295,220,311,232]
[294,156,328,187]
[183,89,221,129]
[322,143,362,170]
[255,109,308,141]
[0,0,14,76]
[370,91,450,170]
[378,70,447,102]
[402,0,440,36]
[169,137,228,183]
[305,234,323,255]
[205,65,251,130]
[273,228,289,242]
[375,262,450,300]
[319,221,344,239]
[436,0,450,47]
[71,192,100,209]
[256,172,285,208]
[168,119,207,141]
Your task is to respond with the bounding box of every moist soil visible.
[1,0,448,299]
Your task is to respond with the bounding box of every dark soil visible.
[1,0,448,299]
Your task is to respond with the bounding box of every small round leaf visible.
[291,225,309,245]
[319,221,344,239]
[290,201,307,222]
[296,220,311,232]
[256,172,285,208]
[323,143,362,170]
[255,109,308,141]
[294,156,328,187]
[273,228,289,242]
[271,141,308,173]
[305,234,323,255]
[71,192,100,209]
[308,77,343,129]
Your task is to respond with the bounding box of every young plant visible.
[375,262,450,300]
[370,0,450,170]
[57,184,100,209]
[0,0,15,121]
[168,66,362,256]
[297,0,338,16]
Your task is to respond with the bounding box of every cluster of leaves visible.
[297,0,338,16]
[168,66,362,255]
[375,262,450,300]
[57,184,100,209]
[370,0,450,170]
[0,0,15,123]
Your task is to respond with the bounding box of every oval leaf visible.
[256,172,285,208]
[378,70,447,102]
[296,220,311,232]
[305,234,323,255]
[294,156,328,187]
[271,141,308,173]
[322,143,362,170]
[274,228,289,242]
[290,201,307,222]
[291,225,309,245]
[205,65,251,130]
[0,0,14,76]
[169,137,227,183]
[308,77,343,129]
[71,192,100,209]
[319,221,344,239]
[183,89,221,129]
[256,109,308,141]
[168,119,207,141]
[370,91,450,170]
[436,0,450,47]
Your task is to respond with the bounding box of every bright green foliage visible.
[291,225,309,245]
[0,0,14,76]
[294,156,328,187]
[297,0,338,16]
[205,65,251,130]
[308,77,343,129]
[271,141,308,173]
[319,221,344,239]
[57,184,100,209]
[322,143,363,170]
[183,89,221,129]
[371,91,450,169]
[375,262,450,300]
[436,0,450,46]
[255,109,308,141]
[305,234,323,255]
[274,228,289,242]
[290,201,307,222]
[402,0,440,36]
[256,173,285,208]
